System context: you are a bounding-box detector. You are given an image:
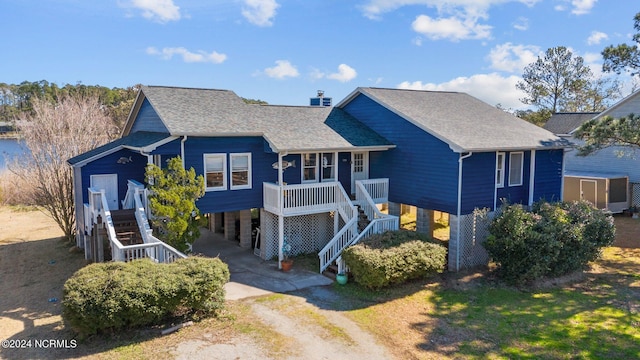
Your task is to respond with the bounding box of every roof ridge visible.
[144,85,233,92]
[365,86,462,95]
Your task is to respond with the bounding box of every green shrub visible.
[484,200,615,284]
[342,230,447,289]
[62,257,229,338]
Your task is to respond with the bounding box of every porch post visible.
[334,151,339,182]
[278,214,284,269]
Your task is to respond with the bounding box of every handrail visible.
[87,183,186,264]
[318,182,358,273]
[88,187,125,262]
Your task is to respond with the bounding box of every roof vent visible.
[310,90,331,106]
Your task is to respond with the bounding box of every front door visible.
[91,174,119,210]
[580,179,597,206]
[351,152,369,193]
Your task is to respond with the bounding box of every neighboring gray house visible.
[544,90,640,212]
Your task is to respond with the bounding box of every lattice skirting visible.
[260,210,335,260]
[632,183,640,207]
[448,209,495,271]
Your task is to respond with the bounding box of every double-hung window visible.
[321,153,335,181]
[496,152,505,188]
[230,153,251,190]
[204,154,226,191]
[302,153,317,182]
[508,152,524,186]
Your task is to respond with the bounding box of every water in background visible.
[0,138,27,172]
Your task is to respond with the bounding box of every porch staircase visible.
[84,180,187,264]
[111,209,144,246]
[318,179,399,275]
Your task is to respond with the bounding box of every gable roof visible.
[337,87,567,153]
[543,112,599,135]
[123,86,392,152]
[67,131,176,167]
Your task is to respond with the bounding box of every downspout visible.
[560,149,566,202]
[528,150,536,206]
[456,151,473,272]
[181,136,188,168]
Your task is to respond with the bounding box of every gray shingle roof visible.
[133,86,392,152]
[338,87,567,152]
[67,131,173,166]
[543,112,598,135]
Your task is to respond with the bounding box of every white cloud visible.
[327,64,358,82]
[242,0,279,27]
[587,31,608,45]
[412,15,492,41]
[146,47,227,63]
[264,60,299,79]
[570,0,597,15]
[360,1,541,19]
[487,43,541,73]
[361,1,542,42]
[554,0,597,15]
[311,64,358,82]
[512,16,529,31]
[398,72,527,109]
[126,0,181,22]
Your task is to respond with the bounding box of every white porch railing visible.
[319,179,399,273]
[356,178,389,205]
[264,182,342,216]
[86,182,186,264]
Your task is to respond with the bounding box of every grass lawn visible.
[332,217,640,360]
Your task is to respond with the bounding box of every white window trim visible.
[320,152,336,182]
[496,152,505,188]
[230,152,252,190]
[204,153,227,191]
[301,153,319,183]
[508,151,524,187]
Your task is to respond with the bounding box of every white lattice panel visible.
[260,210,334,261]
[632,183,640,207]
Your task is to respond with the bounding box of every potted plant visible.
[281,240,293,272]
[336,272,348,285]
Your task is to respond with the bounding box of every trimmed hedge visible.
[342,230,447,289]
[484,200,615,285]
[62,257,229,338]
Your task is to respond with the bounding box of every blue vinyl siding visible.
[183,136,278,213]
[80,149,148,207]
[130,99,169,134]
[460,152,497,214]
[533,149,564,202]
[150,138,181,155]
[344,94,459,214]
[281,154,301,184]
[496,151,531,206]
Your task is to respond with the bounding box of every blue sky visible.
[1,0,638,109]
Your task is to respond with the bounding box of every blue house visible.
[69,86,566,271]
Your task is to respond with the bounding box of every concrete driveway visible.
[192,229,333,300]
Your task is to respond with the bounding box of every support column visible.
[448,215,460,272]
[388,201,401,228]
[209,212,223,233]
[224,211,237,241]
[416,208,433,237]
[239,209,252,248]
